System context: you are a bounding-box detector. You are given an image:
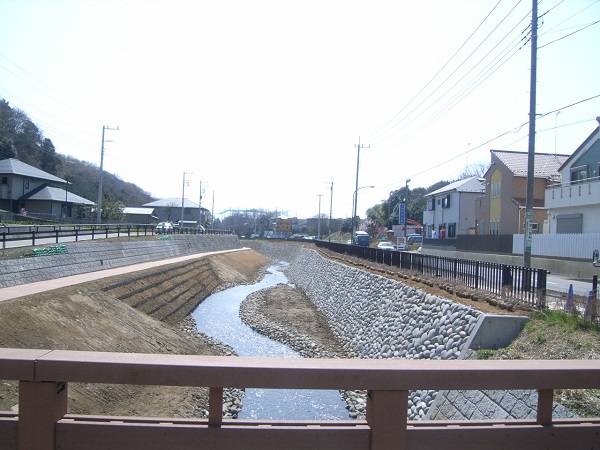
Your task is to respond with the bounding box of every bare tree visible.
[458,161,489,179]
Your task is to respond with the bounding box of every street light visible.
[351,185,374,242]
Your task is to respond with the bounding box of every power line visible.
[371,96,600,195]
[539,19,600,48]
[367,1,528,145]
[365,0,505,143]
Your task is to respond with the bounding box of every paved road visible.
[546,272,598,296]
[1,232,129,249]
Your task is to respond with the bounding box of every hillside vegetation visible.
[0,98,155,208]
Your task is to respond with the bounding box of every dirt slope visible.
[0,249,270,417]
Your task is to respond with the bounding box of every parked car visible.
[155,222,173,234]
[376,241,395,251]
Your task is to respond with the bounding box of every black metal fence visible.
[314,241,547,308]
[0,224,233,248]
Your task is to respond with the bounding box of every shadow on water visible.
[192,263,349,420]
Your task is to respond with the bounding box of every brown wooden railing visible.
[0,349,598,449]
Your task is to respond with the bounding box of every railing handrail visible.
[2,349,599,449]
[2,348,599,390]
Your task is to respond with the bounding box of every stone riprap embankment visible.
[0,235,241,288]
[245,241,576,422]
[245,241,481,419]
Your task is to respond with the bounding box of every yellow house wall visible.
[490,170,501,221]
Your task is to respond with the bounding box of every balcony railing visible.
[0,348,598,449]
[545,176,600,209]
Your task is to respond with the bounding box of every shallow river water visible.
[191,263,349,420]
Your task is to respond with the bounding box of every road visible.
[1,232,126,249]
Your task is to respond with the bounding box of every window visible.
[1,177,7,185]
[441,194,450,208]
[489,220,499,235]
[490,181,501,198]
[571,165,589,183]
[428,198,435,210]
[24,178,29,189]
[447,223,456,238]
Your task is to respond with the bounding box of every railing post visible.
[18,381,68,450]
[366,390,407,450]
[208,387,223,427]
[536,389,554,426]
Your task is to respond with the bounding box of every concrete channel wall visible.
[0,235,242,288]
[246,241,575,421]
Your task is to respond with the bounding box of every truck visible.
[353,231,370,247]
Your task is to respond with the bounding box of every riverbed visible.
[192,263,349,420]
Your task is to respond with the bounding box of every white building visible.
[422,177,484,239]
[545,123,600,234]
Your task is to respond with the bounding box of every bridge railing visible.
[0,348,598,449]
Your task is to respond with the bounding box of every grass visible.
[477,308,599,417]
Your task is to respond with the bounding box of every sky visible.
[1,0,599,221]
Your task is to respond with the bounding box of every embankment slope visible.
[0,249,270,417]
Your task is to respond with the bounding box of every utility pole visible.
[97,125,119,224]
[181,172,192,228]
[211,191,215,231]
[524,0,538,268]
[352,137,370,242]
[198,180,206,227]
[328,180,333,242]
[317,194,322,238]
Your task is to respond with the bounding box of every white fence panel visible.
[513,233,600,259]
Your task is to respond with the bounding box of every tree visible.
[340,218,352,234]
[458,162,489,179]
[40,138,61,173]
[359,218,387,241]
[0,139,15,160]
[163,202,178,222]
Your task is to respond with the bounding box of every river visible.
[192,263,349,420]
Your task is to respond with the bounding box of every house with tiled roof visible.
[544,122,600,233]
[474,150,569,235]
[422,176,485,239]
[0,158,95,220]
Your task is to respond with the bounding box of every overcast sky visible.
[1,0,598,220]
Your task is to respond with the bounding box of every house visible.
[142,198,210,226]
[0,158,94,220]
[122,207,157,224]
[474,150,568,235]
[545,122,600,233]
[422,177,484,239]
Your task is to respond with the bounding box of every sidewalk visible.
[0,248,246,302]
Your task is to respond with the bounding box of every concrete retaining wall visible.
[0,235,242,288]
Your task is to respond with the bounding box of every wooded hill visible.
[0,98,155,208]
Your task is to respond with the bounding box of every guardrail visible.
[0,349,598,449]
[315,241,548,307]
[0,224,233,248]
